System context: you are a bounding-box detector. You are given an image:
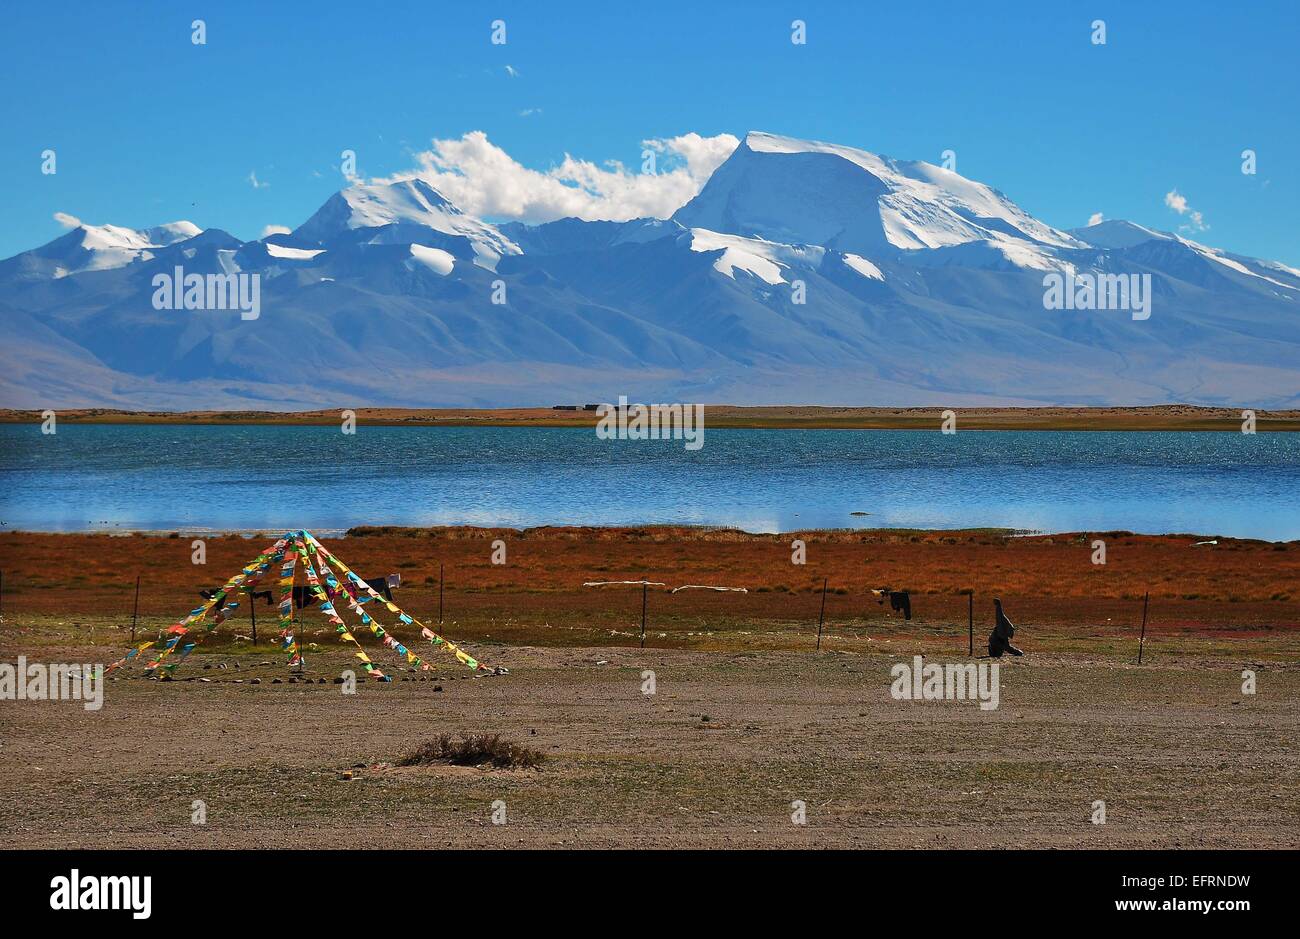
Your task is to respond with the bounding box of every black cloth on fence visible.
[889,591,912,621]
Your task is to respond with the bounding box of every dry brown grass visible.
[397,733,545,769]
[0,529,1295,656]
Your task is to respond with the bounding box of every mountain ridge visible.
[2,131,1297,409]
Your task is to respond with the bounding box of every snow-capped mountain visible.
[674,132,1083,258]
[291,177,520,270]
[2,131,1297,409]
[0,220,202,281]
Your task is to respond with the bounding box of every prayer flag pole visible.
[816,577,828,651]
[968,590,974,656]
[130,574,141,643]
[1138,590,1150,664]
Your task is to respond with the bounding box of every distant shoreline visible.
[2,404,1298,431]
[0,525,1277,542]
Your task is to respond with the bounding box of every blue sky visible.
[2,0,1296,263]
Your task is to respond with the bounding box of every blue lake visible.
[0,424,1296,539]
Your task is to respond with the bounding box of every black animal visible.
[200,575,396,609]
[870,587,912,621]
[988,597,1023,657]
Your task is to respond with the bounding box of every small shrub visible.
[398,733,544,769]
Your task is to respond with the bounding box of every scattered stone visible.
[250,678,261,685]
[433,685,443,692]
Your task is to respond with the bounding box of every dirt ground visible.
[1,642,1297,849]
[1,528,1297,849]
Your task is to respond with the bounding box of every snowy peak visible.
[1070,219,1173,249]
[293,177,520,268]
[74,220,201,252]
[2,219,203,279]
[675,131,1082,261]
[1070,220,1300,292]
[140,220,204,246]
[304,177,458,234]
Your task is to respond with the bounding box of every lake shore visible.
[4,404,1299,431]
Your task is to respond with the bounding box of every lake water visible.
[0,425,1296,539]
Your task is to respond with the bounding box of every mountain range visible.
[2,131,1297,409]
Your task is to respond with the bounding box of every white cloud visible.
[53,211,82,229]
[379,130,740,224]
[518,108,542,118]
[261,224,291,238]
[1087,212,1104,226]
[248,170,269,189]
[1165,189,1207,231]
[504,65,519,78]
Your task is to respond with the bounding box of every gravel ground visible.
[2,639,1297,849]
